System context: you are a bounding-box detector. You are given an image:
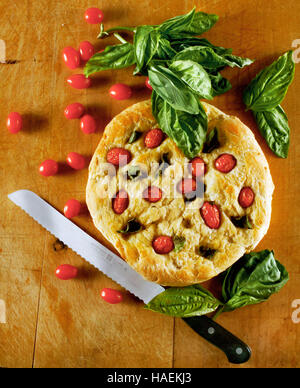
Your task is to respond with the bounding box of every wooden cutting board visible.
[0,0,299,368]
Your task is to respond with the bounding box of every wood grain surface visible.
[0,0,299,368]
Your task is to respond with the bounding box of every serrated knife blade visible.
[8,190,164,304]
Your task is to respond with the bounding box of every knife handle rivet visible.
[235,347,243,355]
[208,327,215,335]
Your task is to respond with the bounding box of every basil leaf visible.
[171,37,232,56]
[158,8,196,35]
[84,43,135,77]
[156,152,170,177]
[126,166,141,180]
[208,70,232,96]
[199,246,217,259]
[148,64,201,115]
[222,250,289,312]
[117,219,142,234]
[155,38,177,60]
[174,236,185,253]
[145,284,222,318]
[243,51,295,112]
[152,91,207,159]
[133,26,160,75]
[231,215,253,229]
[254,105,290,158]
[202,127,220,153]
[128,130,142,144]
[222,53,254,68]
[169,60,213,100]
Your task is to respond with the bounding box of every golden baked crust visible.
[86,100,274,286]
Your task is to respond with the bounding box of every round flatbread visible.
[86,100,274,286]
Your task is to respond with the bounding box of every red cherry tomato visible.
[84,7,104,24]
[62,47,80,69]
[64,199,81,219]
[145,77,152,90]
[66,74,91,89]
[177,178,197,195]
[55,264,78,280]
[109,83,132,100]
[79,41,95,62]
[190,157,206,178]
[200,202,221,229]
[144,128,164,148]
[66,152,86,170]
[64,103,85,119]
[238,187,255,208]
[215,154,237,173]
[100,288,123,304]
[112,190,129,214]
[80,114,97,134]
[6,112,23,133]
[143,186,162,203]
[39,159,59,176]
[152,236,174,254]
[107,148,131,167]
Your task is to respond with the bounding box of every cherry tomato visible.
[107,148,131,167]
[55,264,78,280]
[80,114,97,134]
[109,83,132,100]
[66,74,91,89]
[144,128,164,148]
[152,236,174,254]
[62,47,80,69]
[145,77,152,90]
[84,7,104,24]
[79,41,95,62]
[112,190,129,214]
[200,202,221,229]
[143,186,162,203]
[66,152,86,170]
[64,199,81,218]
[238,187,255,208]
[100,288,123,304]
[177,178,197,195]
[190,157,206,178]
[64,103,85,119]
[6,112,23,133]
[39,159,59,176]
[215,154,237,173]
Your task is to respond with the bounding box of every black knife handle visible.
[183,316,251,364]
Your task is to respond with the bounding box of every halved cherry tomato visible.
[62,47,80,69]
[153,236,174,254]
[145,77,152,90]
[66,74,91,89]
[55,264,78,280]
[107,148,131,167]
[80,114,97,134]
[64,103,85,119]
[7,112,23,133]
[100,288,123,304]
[112,190,129,214]
[144,128,164,148]
[39,159,59,176]
[109,83,132,100]
[84,8,104,24]
[238,187,255,208]
[143,186,162,203]
[64,199,81,218]
[66,152,85,170]
[177,178,197,195]
[215,154,237,173]
[79,41,95,62]
[190,157,206,178]
[200,202,221,229]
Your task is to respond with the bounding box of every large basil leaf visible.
[243,51,295,112]
[133,26,160,75]
[169,60,213,100]
[171,37,232,56]
[158,8,196,35]
[208,70,232,96]
[155,37,177,60]
[84,43,135,77]
[222,250,289,312]
[152,91,207,159]
[254,105,290,158]
[145,284,222,317]
[148,64,201,114]
[174,46,253,71]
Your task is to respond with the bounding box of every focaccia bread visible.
[86,100,274,286]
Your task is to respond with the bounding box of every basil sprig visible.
[243,51,295,158]
[145,250,289,318]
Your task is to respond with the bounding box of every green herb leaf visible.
[169,60,213,100]
[158,8,196,35]
[155,38,177,60]
[199,246,217,259]
[202,127,220,153]
[152,91,207,159]
[208,70,232,96]
[156,152,170,177]
[117,219,142,234]
[145,284,222,318]
[171,37,232,56]
[222,250,289,312]
[84,43,135,77]
[126,166,141,180]
[128,130,142,144]
[231,215,253,229]
[133,26,160,75]
[254,105,290,158]
[174,236,185,252]
[148,64,201,114]
[243,51,295,112]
